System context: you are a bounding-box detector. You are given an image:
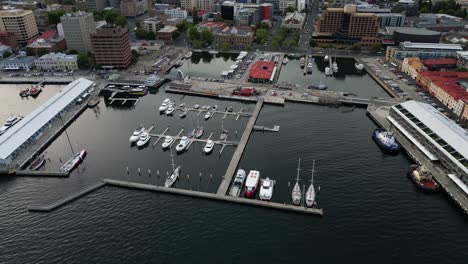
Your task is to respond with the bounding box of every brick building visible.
[91,26,131,69]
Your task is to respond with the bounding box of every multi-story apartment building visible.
[34,52,78,71]
[60,12,96,54]
[0,9,38,45]
[164,8,188,19]
[121,0,148,17]
[385,42,463,64]
[279,0,296,13]
[91,25,131,68]
[181,0,214,10]
[213,26,253,47]
[377,13,405,27]
[142,17,164,34]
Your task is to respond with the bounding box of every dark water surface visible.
[0,86,467,263]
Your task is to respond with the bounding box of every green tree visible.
[350,43,361,50]
[192,8,200,24]
[131,49,139,64]
[192,40,202,49]
[61,0,75,4]
[221,42,230,51]
[309,39,317,47]
[285,6,295,14]
[77,53,90,69]
[255,28,268,44]
[200,28,214,44]
[454,66,468,72]
[176,20,191,32]
[115,15,127,27]
[371,43,382,51]
[48,11,65,25]
[172,30,181,39]
[103,11,118,24]
[213,16,224,22]
[256,22,269,30]
[188,27,200,42]
[2,51,12,59]
[38,49,48,57]
[135,28,148,39]
[25,47,34,56]
[67,49,78,55]
[147,31,156,40]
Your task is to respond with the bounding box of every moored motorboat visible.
[355,63,364,71]
[159,98,171,112]
[129,126,145,143]
[19,88,30,97]
[244,170,260,198]
[324,55,329,62]
[194,104,200,109]
[188,128,196,138]
[179,108,188,118]
[136,131,150,148]
[408,164,440,191]
[305,160,316,207]
[60,149,86,172]
[87,96,100,108]
[299,57,305,68]
[203,140,214,154]
[259,177,275,201]
[0,115,22,135]
[29,86,42,97]
[29,155,46,171]
[308,80,327,90]
[282,58,289,65]
[325,67,331,76]
[332,61,338,73]
[165,149,180,188]
[129,87,146,96]
[206,105,211,110]
[176,136,190,152]
[228,169,247,197]
[195,126,204,139]
[185,51,193,59]
[372,128,400,153]
[292,159,302,206]
[306,62,313,73]
[165,106,175,115]
[161,135,174,149]
[208,50,218,55]
[204,111,213,120]
[213,105,218,111]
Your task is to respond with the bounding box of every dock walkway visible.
[217,99,264,195]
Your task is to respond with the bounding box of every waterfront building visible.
[120,0,148,17]
[142,17,164,34]
[388,100,468,180]
[157,25,178,40]
[164,8,188,20]
[91,25,131,69]
[281,11,305,30]
[26,30,67,56]
[0,78,94,167]
[248,61,276,83]
[34,52,78,71]
[0,55,35,70]
[0,31,18,48]
[420,58,457,71]
[279,0,296,13]
[385,27,441,45]
[213,26,254,47]
[0,9,38,45]
[401,57,425,79]
[377,13,405,28]
[60,12,96,54]
[385,42,463,65]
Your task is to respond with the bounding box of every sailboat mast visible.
[311,160,315,184]
[170,148,175,172]
[296,158,301,182]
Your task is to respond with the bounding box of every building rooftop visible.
[386,27,440,36]
[395,100,468,170]
[284,11,305,22]
[157,25,177,33]
[0,78,93,161]
[0,44,11,52]
[249,61,275,79]
[36,52,77,61]
[27,30,58,45]
[0,9,32,16]
[420,58,457,66]
[405,57,424,70]
[419,71,468,101]
[400,42,463,51]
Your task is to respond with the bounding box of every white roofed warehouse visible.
[388,101,468,180]
[0,78,94,166]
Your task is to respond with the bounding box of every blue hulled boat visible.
[372,128,400,152]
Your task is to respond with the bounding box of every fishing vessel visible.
[372,128,400,152]
[204,111,213,120]
[203,140,214,154]
[325,67,331,76]
[244,170,260,198]
[0,115,22,135]
[408,164,440,191]
[324,55,329,62]
[228,169,246,197]
[176,136,190,152]
[29,155,46,171]
[292,159,302,206]
[306,62,313,73]
[282,58,289,65]
[60,149,87,172]
[259,177,275,201]
[165,149,180,188]
[305,160,316,207]
[29,86,42,97]
[185,51,193,59]
[159,98,171,112]
[19,88,30,97]
[136,131,150,148]
[161,136,174,149]
[355,63,364,71]
[129,126,145,143]
[308,80,327,90]
[299,57,305,68]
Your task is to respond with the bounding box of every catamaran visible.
[305,160,316,207]
[292,159,302,206]
[165,148,180,188]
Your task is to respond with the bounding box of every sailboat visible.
[195,118,204,138]
[305,160,316,207]
[220,119,228,140]
[292,158,302,206]
[165,148,180,188]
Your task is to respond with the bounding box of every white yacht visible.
[203,140,214,154]
[194,104,200,109]
[185,51,193,59]
[355,63,364,71]
[305,160,317,208]
[324,55,329,62]
[129,126,145,143]
[206,105,211,110]
[282,57,289,65]
[0,115,22,135]
[204,111,213,120]
[176,136,190,152]
[292,159,302,206]
[228,169,247,197]
[165,149,180,188]
[213,105,218,111]
[165,106,175,115]
[306,62,313,73]
[332,59,338,73]
[259,177,275,201]
[136,131,150,148]
[325,67,332,76]
[159,98,171,112]
[161,136,174,149]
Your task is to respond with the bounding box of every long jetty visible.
[217,99,264,195]
[28,182,106,212]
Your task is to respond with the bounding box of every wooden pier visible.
[217,99,264,195]
[28,182,106,212]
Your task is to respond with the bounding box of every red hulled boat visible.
[408,164,440,191]
[244,170,260,198]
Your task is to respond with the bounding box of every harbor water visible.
[0,86,467,263]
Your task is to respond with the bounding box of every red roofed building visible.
[420,58,457,71]
[417,70,468,119]
[26,29,66,55]
[248,61,276,83]
[197,21,226,31]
